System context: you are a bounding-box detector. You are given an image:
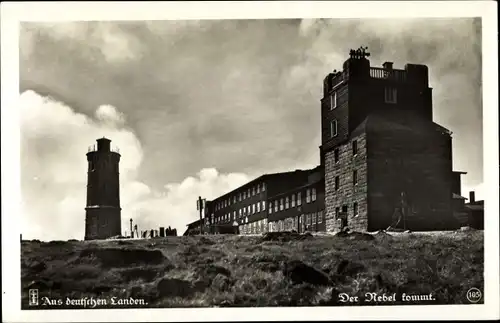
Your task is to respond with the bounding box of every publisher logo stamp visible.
[29,289,39,306]
[466,287,482,303]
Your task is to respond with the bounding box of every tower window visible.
[352,140,358,156]
[385,87,397,104]
[354,202,359,216]
[334,148,339,163]
[330,120,338,138]
[330,92,337,110]
[353,170,358,185]
[335,176,340,190]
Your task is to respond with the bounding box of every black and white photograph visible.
[2,1,499,321]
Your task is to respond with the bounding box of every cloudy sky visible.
[19,18,483,240]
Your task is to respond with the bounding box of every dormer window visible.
[330,92,337,110]
[385,87,397,104]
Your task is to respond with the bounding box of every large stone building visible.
[198,167,325,235]
[188,47,464,234]
[84,137,122,240]
[320,47,459,232]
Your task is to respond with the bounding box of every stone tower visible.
[320,47,457,232]
[84,137,122,240]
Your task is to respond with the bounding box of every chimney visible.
[383,62,393,70]
[469,191,475,203]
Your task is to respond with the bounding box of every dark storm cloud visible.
[20,18,483,192]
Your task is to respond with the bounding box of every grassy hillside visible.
[21,230,484,308]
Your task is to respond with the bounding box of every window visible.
[279,198,284,211]
[291,194,296,207]
[257,184,260,194]
[335,176,340,190]
[247,205,251,214]
[334,148,339,163]
[262,201,266,211]
[252,204,256,214]
[228,199,231,206]
[252,187,255,196]
[285,197,290,209]
[353,170,358,185]
[243,208,246,216]
[233,211,236,220]
[257,202,261,212]
[352,140,358,156]
[274,201,279,213]
[306,214,311,225]
[312,213,316,224]
[385,87,397,104]
[247,189,251,197]
[233,196,236,203]
[330,120,338,138]
[330,92,337,110]
[239,209,242,217]
[239,193,242,201]
[342,205,348,213]
[262,183,266,191]
[306,189,311,203]
[297,192,302,206]
[243,191,246,199]
[335,207,340,219]
[354,203,359,216]
[312,188,317,201]
[318,211,323,223]
[269,203,273,214]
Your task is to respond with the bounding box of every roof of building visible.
[186,219,202,228]
[208,165,322,203]
[268,178,324,200]
[453,193,467,200]
[351,111,452,139]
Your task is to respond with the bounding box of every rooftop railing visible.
[87,145,120,154]
[369,67,407,82]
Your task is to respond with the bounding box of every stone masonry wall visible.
[325,133,368,232]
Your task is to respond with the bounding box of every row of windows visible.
[328,87,397,112]
[333,170,359,190]
[239,218,268,235]
[328,86,398,138]
[214,183,266,211]
[213,200,267,223]
[268,188,317,214]
[268,211,325,232]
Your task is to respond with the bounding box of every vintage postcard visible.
[2,1,499,322]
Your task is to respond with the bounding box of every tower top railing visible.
[87,144,120,154]
[369,67,408,82]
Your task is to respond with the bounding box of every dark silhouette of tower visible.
[84,137,122,240]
